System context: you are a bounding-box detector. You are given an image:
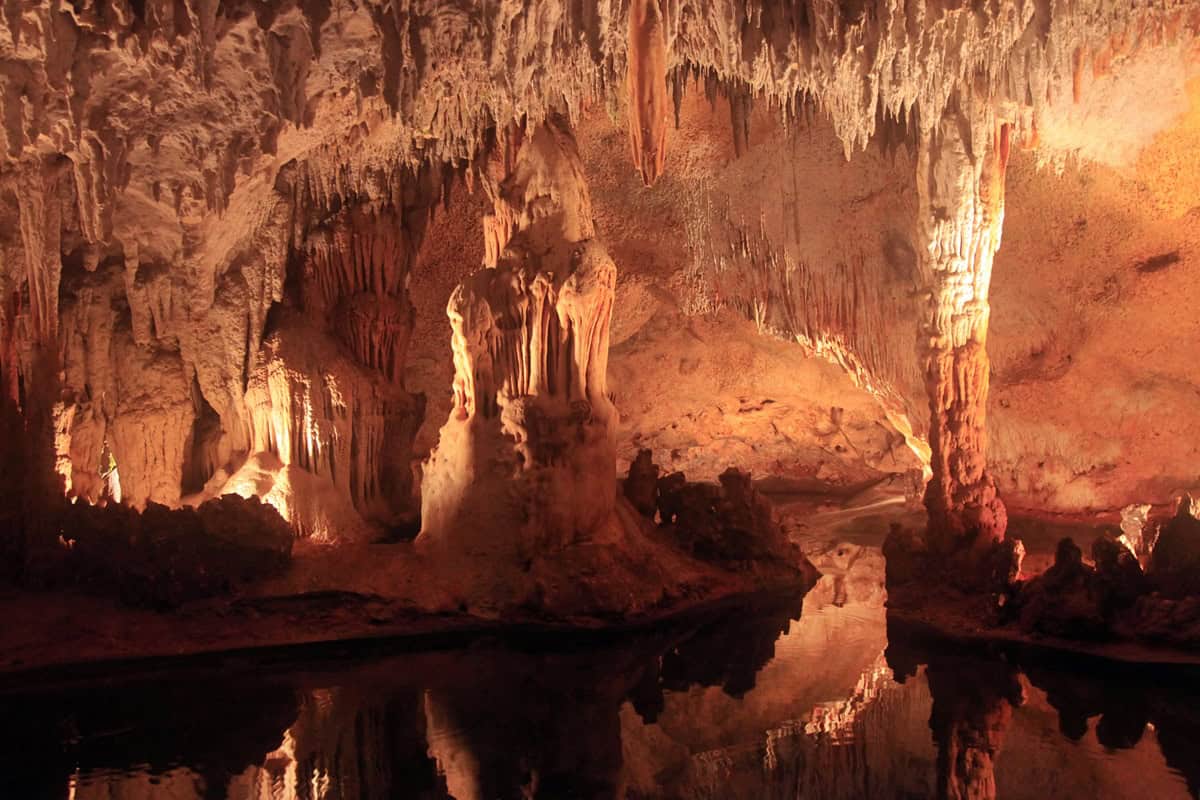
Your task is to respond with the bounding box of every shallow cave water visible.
[4,556,1199,800]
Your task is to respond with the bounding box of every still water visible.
[2,549,1198,800]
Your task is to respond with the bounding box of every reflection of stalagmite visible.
[627,0,669,185]
[422,647,635,800]
[916,91,1011,551]
[419,117,618,556]
[888,632,1024,800]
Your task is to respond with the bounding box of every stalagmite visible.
[916,91,1011,552]
[419,117,619,555]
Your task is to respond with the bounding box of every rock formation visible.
[916,91,1011,552]
[628,0,670,185]
[1146,497,1200,599]
[54,493,293,609]
[419,117,619,556]
[0,0,1194,580]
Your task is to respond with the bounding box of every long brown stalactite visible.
[627,0,669,186]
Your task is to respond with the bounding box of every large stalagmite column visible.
[418,117,619,557]
[916,93,1011,552]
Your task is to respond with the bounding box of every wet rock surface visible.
[888,497,1200,652]
[630,452,813,576]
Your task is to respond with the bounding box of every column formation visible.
[418,117,619,557]
[916,91,1011,554]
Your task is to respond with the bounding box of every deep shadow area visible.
[887,613,1200,800]
[3,588,1199,799]
[0,592,806,800]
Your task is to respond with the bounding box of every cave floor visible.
[0,500,810,683]
[0,483,1153,683]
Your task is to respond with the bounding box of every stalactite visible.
[240,308,423,540]
[0,0,1195,549]
[16,166,63,344]
[916,91,1011,549]
[9,161,67,563]
[301,202,419,384]
[729,85,752,158]
[628,0,670,185]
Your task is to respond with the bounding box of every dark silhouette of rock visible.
[623,448,659,518]
[660,467,796,563]
[1017,538,1108,640]
[1128,593,1200,649]
[55,494,293,609]
[1091,530,1149,612]
[1149,496,1200,599]
[883,521,1022,599]
[655,471,688,525]
[881,523,929,590]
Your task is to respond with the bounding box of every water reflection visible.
[887,619,1200,800]
[2,556,1198,799]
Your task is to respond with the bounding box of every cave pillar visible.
[418,117,619,557]
[916,95,1011,551]
[11,162,68,568]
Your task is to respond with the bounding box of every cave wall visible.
[988,80,1200,514]
[634,81,1200,517]
[0,0,1196,544]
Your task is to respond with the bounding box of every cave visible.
[2,1,1200,798]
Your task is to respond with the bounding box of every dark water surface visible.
[2,569,1198,799]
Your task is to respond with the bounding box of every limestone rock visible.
[0,0,1195,557]
[1149,497,1200,599]
[623,448,660,518]
[1017,538,1108,640]
[419,117,620,557]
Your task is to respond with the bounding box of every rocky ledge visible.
[885,495,1200,656]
